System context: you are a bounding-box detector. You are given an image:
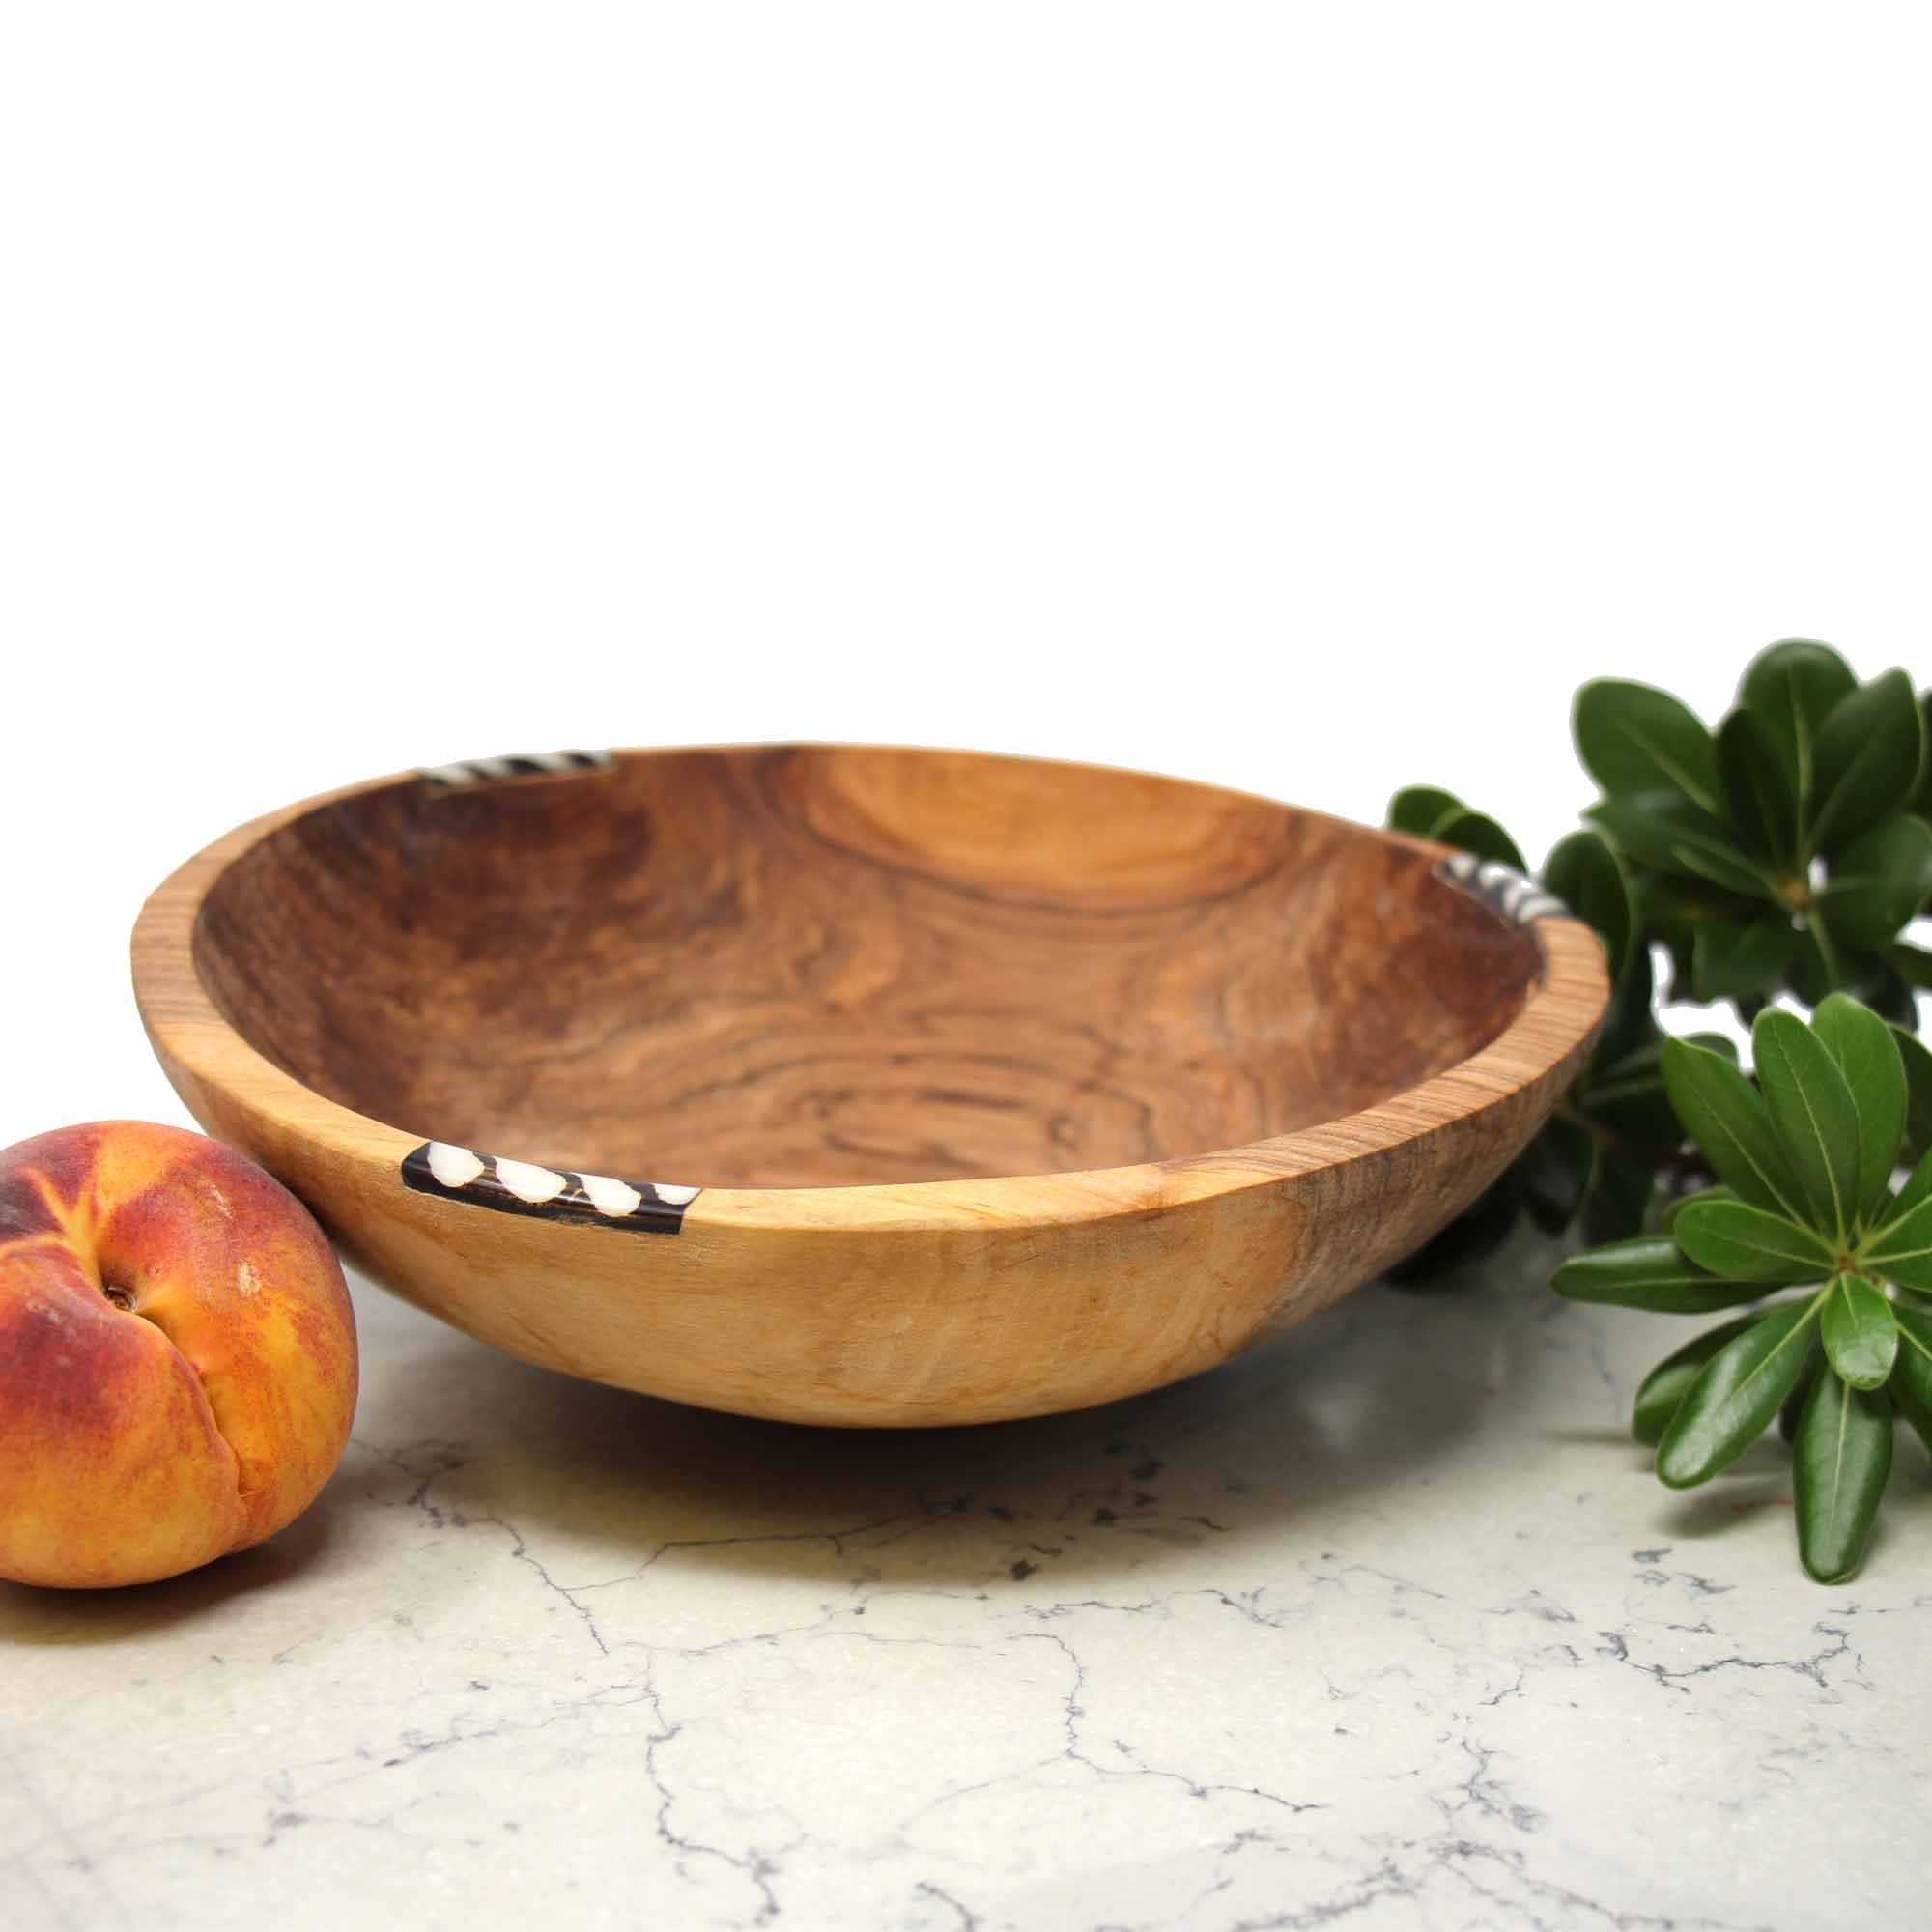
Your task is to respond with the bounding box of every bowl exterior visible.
[140,931,1601,1428]
[132,757,1607,1427]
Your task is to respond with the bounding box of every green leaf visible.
[1718,708,1801,867]
[1639,874,1763,950]
[1886,1140,1932,1224]
[1809,669,1925,858]
[1672,1196,1836,1283]
[1890,1369,1932,1460]
[1553,1236,1770,1314]
[1914,691,1932,821]
[1740,639,1859,812]
[1818,814,1932,948]
[1585,794,1778,900]
[1811,994,1907,1224]
[1893,1025,1932,1163]
[1431,809,1528,872]
[1543,830,1632,980]
[1690,915,1798,1006]
[1520,1117,1594,1234]
[1889,940,1932,990]
[1595,931,1658,1071]
[1659,1035,1807,1220]
[1632,1316,1762,1446]
[1820,1273,1898,1389]
[1790,917,1918,1023]
[1681,1030,1741,1064]
[1752,1007,1862,1243]
[1657,1298,1822,1487]
[1788,915,1846,1004]
[1388,785,1464,839]
[1664,1182,1737,1230]
[1637,874,1713,1002]
[1842,951,1919,1028]
[1580,1148,1659,1245]
[1861,1169,1932,1293]
[1891,1302,1932,1448]
[1581,1040,1681,1151]
[1793,1370,1893,1583]
[1387,787,1528,870]
[1574,678,1723,814]
[1779,1336,1824,1443]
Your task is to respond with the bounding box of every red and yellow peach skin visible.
[0,1122,357,1588]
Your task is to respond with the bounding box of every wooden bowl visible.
[132,746,1606,1426]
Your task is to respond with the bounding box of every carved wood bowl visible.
[132,746,1606,1427]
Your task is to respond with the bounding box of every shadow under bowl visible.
[132,744,1605,1425]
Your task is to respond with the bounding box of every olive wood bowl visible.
[132,745,1606,1426]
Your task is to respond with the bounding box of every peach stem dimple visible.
[101,1284,135,1312]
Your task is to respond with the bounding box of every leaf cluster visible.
[1577,640,1932,1021]
[1386,640,1932,1284]
[1554,997,1932,1582]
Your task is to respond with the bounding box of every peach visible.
[0,1121,356,1588]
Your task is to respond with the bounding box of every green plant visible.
[1555,997,1932,1582]
[1386,639,1932,1282]
[1577,640,1932,1023]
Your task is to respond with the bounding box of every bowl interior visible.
[191,746,1541,1189]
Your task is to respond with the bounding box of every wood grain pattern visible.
[133,746,1607,1426]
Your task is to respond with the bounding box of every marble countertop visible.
[4,1237,1926,1932]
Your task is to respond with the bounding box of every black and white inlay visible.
[422,750,613,790]
[1435,851,1569,925]
[402,1142,699,1235]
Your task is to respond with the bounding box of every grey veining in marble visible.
[3,1234,1928,1931]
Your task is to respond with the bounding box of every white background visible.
[2,3,1927,1148]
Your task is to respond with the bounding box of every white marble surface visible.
[4,1235,1928,1932]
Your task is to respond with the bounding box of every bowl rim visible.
[130,744,1609,1239]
